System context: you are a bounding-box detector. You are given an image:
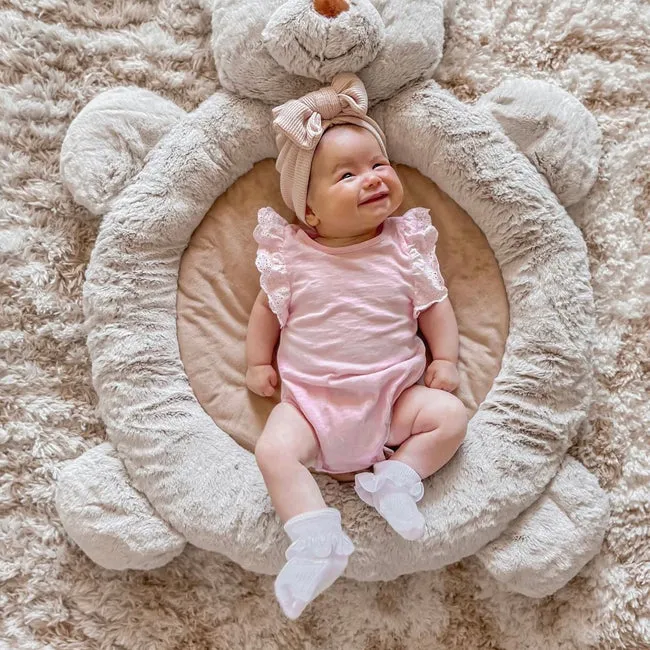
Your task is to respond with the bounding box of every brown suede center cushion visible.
[177,160,509,457]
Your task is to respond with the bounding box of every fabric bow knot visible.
[272,74,369,151]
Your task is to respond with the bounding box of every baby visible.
[246,73,467,619]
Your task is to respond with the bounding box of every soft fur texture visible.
[212,0,445,104]
[1,1,648,648]
[52,0,608,593]
[59,87,187,216]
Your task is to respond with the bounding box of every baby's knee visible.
[254,431,312,475]
[441,394,468,440]
[254,435,284,474]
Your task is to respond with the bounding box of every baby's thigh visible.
[387,385,467,446]
[255,402,320,468]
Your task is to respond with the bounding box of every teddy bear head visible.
[208,0,445,106]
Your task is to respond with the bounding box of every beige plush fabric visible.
[177,160,508,455]
[2,1,648,648]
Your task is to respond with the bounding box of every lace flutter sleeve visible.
[395,207,448,317]
[253,207,292,327]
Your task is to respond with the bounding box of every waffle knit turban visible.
[272,72,388,222]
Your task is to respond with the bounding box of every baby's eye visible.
[373,162,389,168]
[340,172,353,180]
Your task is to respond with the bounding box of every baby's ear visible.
[305,208,319,228]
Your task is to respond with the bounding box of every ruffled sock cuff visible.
[283,508,354,559]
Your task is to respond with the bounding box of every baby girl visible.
[246,73,467,619]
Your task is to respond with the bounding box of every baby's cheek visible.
[386,170,404,199]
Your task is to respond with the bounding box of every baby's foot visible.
[354,460,425,541]
[374,489,426,541]
[275,508,354,620]
[275,552,350,620]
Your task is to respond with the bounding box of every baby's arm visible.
[418,298,461,392]
[246,290,281,397]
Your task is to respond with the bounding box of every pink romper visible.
[254,206,448,474]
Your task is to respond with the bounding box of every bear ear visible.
[60,88,185,218]
[313,0,349,18]
[477,79,602,207]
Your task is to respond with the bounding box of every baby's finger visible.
[429,376,444,390]
[442,376,456,392]
[432,375,452,391]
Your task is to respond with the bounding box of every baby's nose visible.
[364,172,381,187]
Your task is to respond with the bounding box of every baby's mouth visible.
[359,191,389,206]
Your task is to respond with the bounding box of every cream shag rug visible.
[1,0,648,647]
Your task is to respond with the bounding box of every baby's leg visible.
[255,402,324,522]
[388,385,468,479]
[354,386,467,540]
[255,403,354,620]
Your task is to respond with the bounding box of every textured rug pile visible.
[1,1,648,648]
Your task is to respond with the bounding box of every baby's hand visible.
[424,360,460,392]
[246,364,278,397]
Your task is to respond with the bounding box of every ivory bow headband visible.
[272,72,388,223]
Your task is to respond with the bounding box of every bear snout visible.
[262,0,385,82]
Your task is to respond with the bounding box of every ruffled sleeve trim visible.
[395,207,448,317]
[253,207,292,327]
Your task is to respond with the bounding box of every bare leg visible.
[256,403,354,620]
[388,385,468,479]
[354,386,467,540]
[255,402,325,522]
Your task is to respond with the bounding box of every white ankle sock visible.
[354,460,426,541]
[274,508,354,620]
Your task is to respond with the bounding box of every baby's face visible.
[305,125,403,237]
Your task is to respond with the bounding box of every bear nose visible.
[313,0,349,19]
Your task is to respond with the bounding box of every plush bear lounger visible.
[56,0,609,598]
